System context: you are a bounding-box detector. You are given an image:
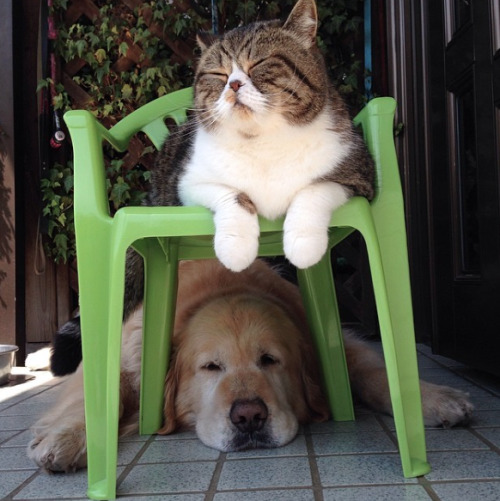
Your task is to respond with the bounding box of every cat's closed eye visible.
[204,72,228,83]
[248,56,290,82]
[247,58,269,74]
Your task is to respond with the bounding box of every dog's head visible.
[158,291,328,451]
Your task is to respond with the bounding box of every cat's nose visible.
[229,79,243,92]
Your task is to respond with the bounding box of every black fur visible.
[50,317,82,376]
[51,249,145,375]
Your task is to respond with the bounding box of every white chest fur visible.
[179,110,350,220]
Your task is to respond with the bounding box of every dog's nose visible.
[230,398,268,433]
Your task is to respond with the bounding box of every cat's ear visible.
[283,0,318,48]
[196,32,219,52]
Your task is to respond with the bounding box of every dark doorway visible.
[427,0,500,375]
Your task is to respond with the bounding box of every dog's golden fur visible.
[28,259,473,472]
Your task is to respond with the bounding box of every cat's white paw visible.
[283,223,329,269]
[28,424,87,473]
[420,382,474,427]
[214,210,260,272]
[283,182,348,269]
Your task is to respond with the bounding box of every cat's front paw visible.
[28,424,87,473]
[420,382,474,427]
[283,223,329,269]
[214,210,260,272]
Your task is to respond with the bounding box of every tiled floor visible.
[1,343,500,500]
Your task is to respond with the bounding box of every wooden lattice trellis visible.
[57,0,201,171]
[40,0,207,281]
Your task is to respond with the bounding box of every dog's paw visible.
[214,210,260,272]
[28,425,87,473]
[420,382,474,427]
[283,223,328,269]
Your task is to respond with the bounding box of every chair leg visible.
[359,222,430,478]
[138,238,179,434]
[297,254,355,421]
[78,244,127,500]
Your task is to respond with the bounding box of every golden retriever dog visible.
[28,259,473,472]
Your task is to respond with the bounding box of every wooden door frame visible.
[12,1,73,358]
[386,0,500,364]
[384,1,435,343]
[0,0,18,350]
[427,0,500,372]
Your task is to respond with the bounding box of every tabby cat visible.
[148,0,374,273]
[51,0,376,375]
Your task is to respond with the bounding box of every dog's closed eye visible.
[259,354,279,368]
[202,362,224,372]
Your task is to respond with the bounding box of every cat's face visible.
[193,0,328,133]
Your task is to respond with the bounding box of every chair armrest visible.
[353,97,398,202]
[109,87,193,150]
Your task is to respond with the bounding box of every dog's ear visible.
[157,353,179,434]
[301,365,330,422]
[270,273,330,423]
[275,278,330,423]
[300,337,330,422]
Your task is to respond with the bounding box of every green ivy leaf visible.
[53,0,68,9]
[106,35,114,51]
[94,48,107,64]
[63,174,74,193]
[119,41,129,56]
[110,177,130,209]
[95,60,111,83]
[57,212,67,226]
[121,83,133,99]
[54,233,68,253]
[36,79,50,93]
[109,159,124,172]
[47,219,57,237]
[75,39,87,58]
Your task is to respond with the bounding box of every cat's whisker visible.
[162,106,222,140]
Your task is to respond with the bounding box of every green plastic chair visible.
[64,87,430,500]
